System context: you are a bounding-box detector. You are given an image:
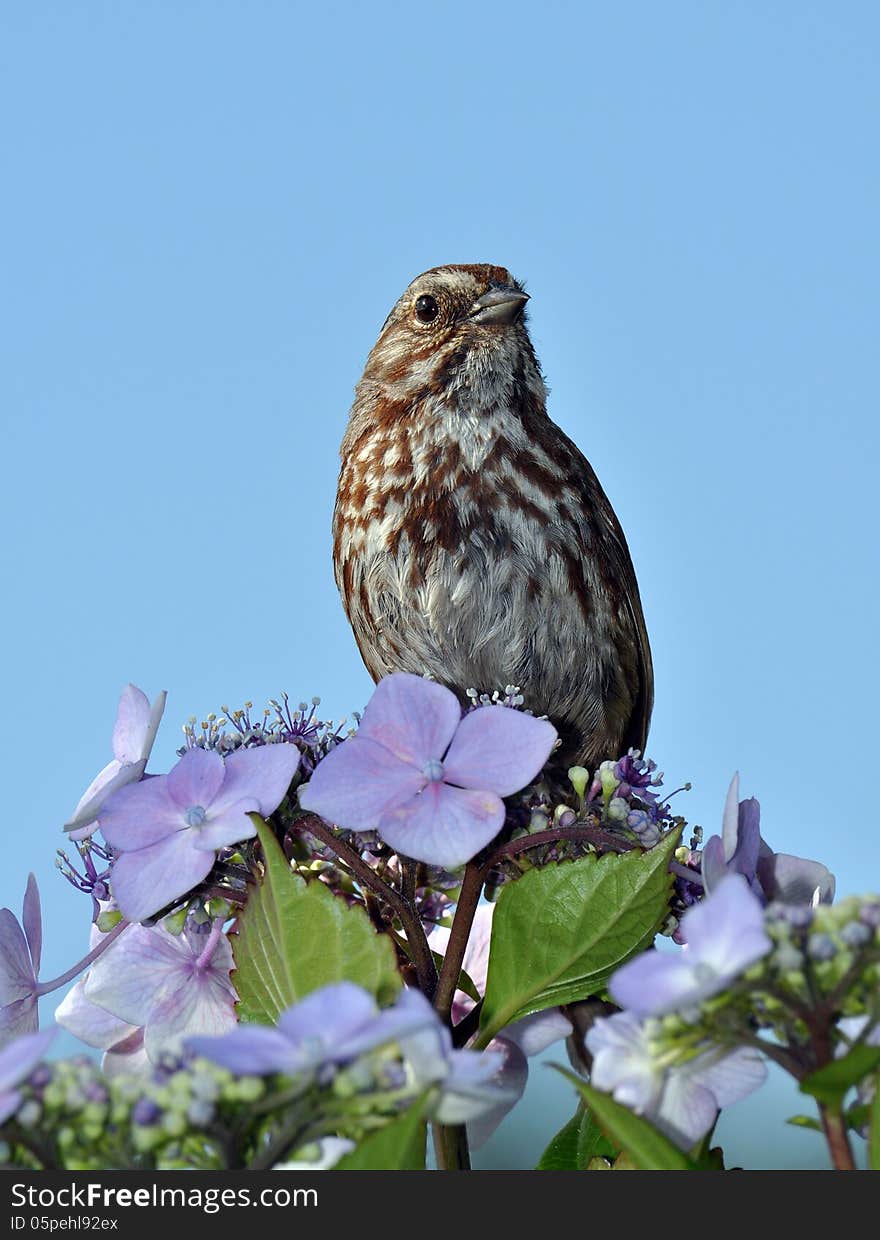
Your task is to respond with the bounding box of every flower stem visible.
[818,1101,857,1170]
[35,917,130,996]
[432,1121,471,1171]
[434,861,484,1025]
[291,815,438,999]
[485,822,635,869]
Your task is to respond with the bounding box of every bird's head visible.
[359,264,535,398]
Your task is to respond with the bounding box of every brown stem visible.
[432,1121,471,1171]
[818,1102,857,1170]
[434,861,485,1024]
[485,823,635,869]
[291,815,437,998]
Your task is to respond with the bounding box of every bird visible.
[332,263,653,773]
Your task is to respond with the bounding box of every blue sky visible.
[1,2,878,1168]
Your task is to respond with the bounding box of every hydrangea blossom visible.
[586,1011,766,1148]
[300,673,557,868]
[57,919,237,1061]
[65,685,166,841]
[702,773,835,905]
[101,742,301,921]
[0,1028,57,1124]
[188,981,435,1076]
[0,876,42,1046]
[189,980,526,1146]
[610,874,772,1017]
[399,1009,528,1147]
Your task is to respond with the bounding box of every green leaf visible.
[870,1078,880,1170]
[800,1046,880,1105]
[232,816,401,1024]
[536,1104,616,1169]
[556,1068,695,1171]
[786,1114,823,1132]
[536,1110,582,1169]
[335,1099,428,1170]
[477,829,680,1045]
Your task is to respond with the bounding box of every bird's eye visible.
[414,294,439,324]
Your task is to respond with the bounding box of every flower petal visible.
[505,1008,572,1056]
[357,673,461,768]
[700,835,728,894]
[731,798,761,880]
[144,967,237,1058]
[112,684,152,763]
[55,979,138,1051]
[83,924,182,1026]
[102,1030,150,1078]
[609,950,704,1017]
[99,775,182,852]
[65,759,146,838]
[654,1073,719,1148]
[141,691,167,764]
[190,798,261,852]
[214,744,301,817]
[0,910,36,1002]
[0,1028,56,1093]
[333,986,438,1061]
[276,981,379,1056]
[586,1011,662,1113]
[720,772,740,858]
[299,736,425,832]
[0,998,39,1046]
[22,876,41,979]
[188,1026,309,1075]
[756,848,836,905]
[686,873,772,977]
[377,782,505,869]
[109,834,214,922]
[167,748,226,812]
[442,706,557,795]
[687,1045,767,1108]
[435,1038,528,1145]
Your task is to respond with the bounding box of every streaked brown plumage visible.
[332,264,653,772]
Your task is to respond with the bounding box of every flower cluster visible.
[1,670,871,1172]
[1,981,523,1169]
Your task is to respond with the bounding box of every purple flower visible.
[610,874,772,1017]
[702,774,835,906]
[101,743,300,921]
[299,673,557,868]
[0,1028,57,1124]
[59,919,237,1062]
[400,1014,528,1148]
[65,685,167,841]
[188,982,436,1076]
[586,1011,766,1149]
[0,876,42,1046]
[614,750,662,806]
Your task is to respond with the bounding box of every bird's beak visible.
[468,287,530,325]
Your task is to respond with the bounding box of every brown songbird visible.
[332,264,653,772]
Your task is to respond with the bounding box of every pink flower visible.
[300,673,556,868]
